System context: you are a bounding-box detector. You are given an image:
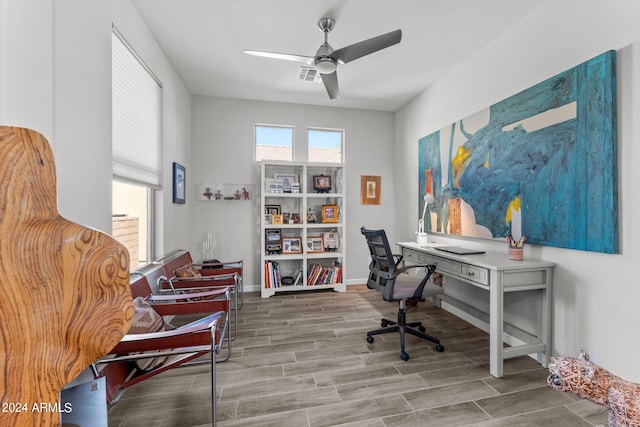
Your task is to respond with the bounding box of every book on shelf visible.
[293,270,302,286]
[264,260,283,288]
[306,262,342,286]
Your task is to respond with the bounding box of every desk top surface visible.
[397,241,556,271]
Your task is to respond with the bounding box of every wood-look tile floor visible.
[107,285,608,427]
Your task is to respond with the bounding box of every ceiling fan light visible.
[314,57,337,74]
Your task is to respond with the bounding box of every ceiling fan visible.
[242,18,402,100]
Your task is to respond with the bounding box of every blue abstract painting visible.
[418,50,617,253]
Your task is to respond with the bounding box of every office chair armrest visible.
[392,254,404,268]
[394,263,433,276]
[412,264,438,300]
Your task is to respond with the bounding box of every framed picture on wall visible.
[173,162,186,204]
[360,175,381,205]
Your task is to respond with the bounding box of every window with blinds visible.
[112,27,163,187]
[111,27,161,267]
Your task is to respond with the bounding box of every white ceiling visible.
[131,0,541,112]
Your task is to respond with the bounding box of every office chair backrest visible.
[361,227,397,273]
[361,227,404,302]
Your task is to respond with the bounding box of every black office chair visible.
[361,227,444,361]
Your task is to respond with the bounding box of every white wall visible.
[0,0,192,256]
[191,96,395,291]
[395,0,640,381]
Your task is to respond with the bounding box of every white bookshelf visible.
[260,161,346,298]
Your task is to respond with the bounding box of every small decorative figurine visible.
[242,187,250,200]
[214,190,222,200]
[203,187,213,200]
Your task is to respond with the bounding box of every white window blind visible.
[112,28,163,188]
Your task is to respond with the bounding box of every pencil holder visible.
[508,246,524,260]
[507,234,526,260]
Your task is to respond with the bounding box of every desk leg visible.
[538,267,553,368]
[489,273,503,378]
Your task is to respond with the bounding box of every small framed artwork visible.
[173,162,186,204]
[264,214,272,225]
[271,214,284,225]
[361,175,381,205]
[282,237,302,254]
[313,175,332,193]
[265,204,281,215]
[306,236,325,253]
[274,174,297,193]
[321,204,339,223]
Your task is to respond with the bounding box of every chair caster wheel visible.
[400,352,410,361]
[366,336,374,344]
[435,344,445,352]
[418,326,426,332]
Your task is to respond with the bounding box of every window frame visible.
[307,127,345,164]
[255,124,295,162]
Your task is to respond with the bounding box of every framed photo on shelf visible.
[274,174,297,193]
[313,175,332,193]
[360,175,381,205]
[321,204,339,223]
[172,162,186,204]
[282,237,302,254]
[306,236,325,253]
[265,204,281,215]
[264,214,272,225]
[271,214,284,225]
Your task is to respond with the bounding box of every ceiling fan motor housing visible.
[315,56,337,74]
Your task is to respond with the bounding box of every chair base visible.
[366,300,444,361]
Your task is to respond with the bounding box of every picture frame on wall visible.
[173,162,186,204]
[360,175,381,205]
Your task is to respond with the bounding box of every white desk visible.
[397,242,554,378]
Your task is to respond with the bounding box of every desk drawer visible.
[403,248,419,263]
[460,263,488,286]
[420,254,459,276]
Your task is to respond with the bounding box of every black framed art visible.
[173,162,186,204]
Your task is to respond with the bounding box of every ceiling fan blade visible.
[242,50,314,66]
[321,72,340,99]
[332,29,402,64]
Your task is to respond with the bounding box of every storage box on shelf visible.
[260,161,346,298]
